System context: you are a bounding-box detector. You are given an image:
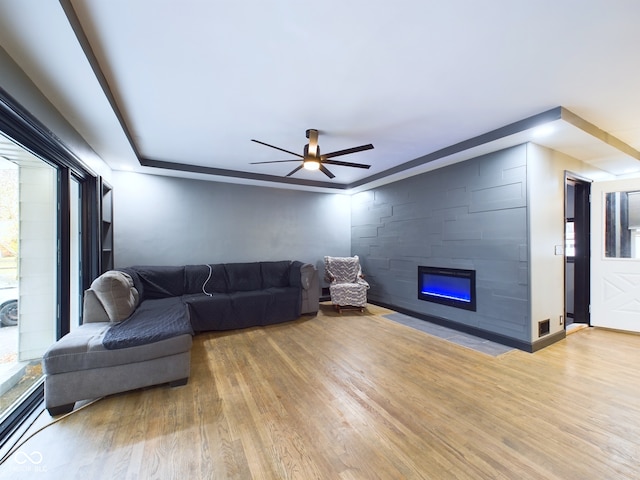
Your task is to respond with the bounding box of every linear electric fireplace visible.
[418,266,476,311]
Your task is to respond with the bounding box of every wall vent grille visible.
[538,319,551,337]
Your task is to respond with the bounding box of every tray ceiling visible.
[1,1,640,192]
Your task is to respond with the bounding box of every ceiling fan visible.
[250,129,373,179]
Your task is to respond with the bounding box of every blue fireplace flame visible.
[421,275,471,302]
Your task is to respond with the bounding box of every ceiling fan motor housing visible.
[303,143,320,158]
[250,128,372,179]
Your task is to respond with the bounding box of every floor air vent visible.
[538,319,550,337]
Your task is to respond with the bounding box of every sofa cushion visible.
[261,261,291,288]
[229,290,273,327]
[184,293,233,332]
[184,265,208,294]
[263,286,302,324]
[102,297,194,349]
[194,264,228,294]
[128,265,186,299]
[225,262,262,291]
[90,271,139,322]
[42,322,192,375]
[289,261,303,288]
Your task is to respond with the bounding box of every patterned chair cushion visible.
[324,256,369,307]
[324,255,359,283]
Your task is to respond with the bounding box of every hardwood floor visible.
[1,303,639,479]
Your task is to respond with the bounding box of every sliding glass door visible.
[0,133,58,421]
[0,83,103,443]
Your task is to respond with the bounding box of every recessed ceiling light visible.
[531,124,556,138]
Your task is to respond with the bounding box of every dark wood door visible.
[566,177,591,326]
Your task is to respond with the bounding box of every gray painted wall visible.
[113,171,351,271]
[351,145,530,342]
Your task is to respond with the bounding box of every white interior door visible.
[591,177,640,332]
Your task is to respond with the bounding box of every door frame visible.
[565,172,592,328]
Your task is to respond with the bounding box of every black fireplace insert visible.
[418,266,476,311]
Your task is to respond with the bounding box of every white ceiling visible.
[1,0,640,192]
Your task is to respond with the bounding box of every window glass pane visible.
[0,133,57,420]
[605,191,640,258]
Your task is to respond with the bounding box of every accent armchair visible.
[324,255,370,313]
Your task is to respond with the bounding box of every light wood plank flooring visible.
[1,303,639,479]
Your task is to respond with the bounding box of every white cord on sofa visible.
[202,264,213,297]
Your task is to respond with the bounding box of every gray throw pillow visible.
[90,270,140,322]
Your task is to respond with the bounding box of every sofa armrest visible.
[300,263,316,290]
[82,289,110,323]
[300,263,320,314]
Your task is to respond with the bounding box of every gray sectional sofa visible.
[42,260,319,415]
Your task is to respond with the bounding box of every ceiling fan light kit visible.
[303,160,320,171]
[250,129,373,179]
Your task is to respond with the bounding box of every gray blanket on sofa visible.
[103,297,194,349]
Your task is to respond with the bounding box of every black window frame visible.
[0,86,101,444]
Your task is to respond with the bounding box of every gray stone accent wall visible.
[352,144,530,342]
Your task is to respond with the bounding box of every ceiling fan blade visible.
[306,129,319,157]
[286,165,304,177]
[250,159,302,164]
[322,144,374,159]
[319,164,335,179]
[322,159,371,169]
[251,139,303,158]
